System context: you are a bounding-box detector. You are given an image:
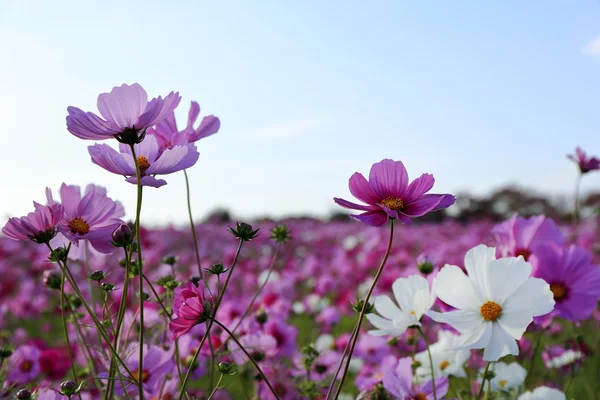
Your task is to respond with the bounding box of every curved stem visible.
[213,319,281,400]
[207,373,224,400]
[330,219,395,399]
[142,274,171,318]
[477,362,491,400]
[184,169,203,279]
[177,239,245,400]
[416,326,437,400]
[324,323,359,399]
[573,173,582,243]
[60,273,82,400]
[525,328,544,388]
[129,144,145,400]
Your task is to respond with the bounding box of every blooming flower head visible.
[169,281,212,340]
[518,386,566,400]
[492,214,564,260]
[66,83,181,144]
[333,159,455,226]
[427,245,555,361]
[2,204,64,244]
[49,184,124,253]
[567,146,600,174]
[88,134,199,187]
[383,356,448,400]
[482,362,526,393]
[7,345,41,385]
[148,100,220,154]
[531,244,600,321]
[367,275,436,336]
[415,329,470,380]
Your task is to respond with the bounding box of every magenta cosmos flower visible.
[531,244,600,321]
[66,83,181,144]
[567,147,600,174]
[49,184,124,253]
[333,159,455,226]
[169,281,212,340]
[148,100,220,154]
[2,204,64,244]
[383,356,448,400]
[88,134,199,188]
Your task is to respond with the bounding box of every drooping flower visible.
[427,245,555,361]
[333,159,455,226]
[367,275,435,336]
[169,281,212,340]
[530,244,600,321]
[518,386,566,400]
[492,214,564,260]
[88,134,199,187]
[51,184,124,253]
[481,362,526,393]
[567,147,600,174]
[383,356,449,400]
[148,100,220,154]
[414,330,470,380]
[2,204,64,244]
[66,83,181,144]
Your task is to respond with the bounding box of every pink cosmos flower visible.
[88,134,199,188]
[2,204,64,244]
[383,356,448,400]
[531,244,600,321]
[66,83,181,144]
[567,147,600,174]
[148,100,220,154]
[333,159,455,226]
[7,345,41,385]
[169,281,212,340]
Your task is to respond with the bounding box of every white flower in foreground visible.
[545,349,584,369]
[427,244,555,361]
[518,386,566,400]
[366,275,436,336]
[483,362,526,392]
[415,329,470,380]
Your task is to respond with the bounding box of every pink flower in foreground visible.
[169,281,212,340]
[383,356,449,399]
[148,100,220,154]
[66,83,181,144]
[567,147,600,174]
[334,159,455,226]
[2,204,64,244]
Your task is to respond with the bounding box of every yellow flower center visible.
[440,360,450,371]
[550,283,568,301]
[480,301,502,321]
[69,217,90,235]
[410,310,416,315]
[20,360,32,372]
[413,393,428,400]
[515,248,531,261]
[137,156,151,172]
[132,368,150,383]
[499,379,508,388]
[380,197,404,211]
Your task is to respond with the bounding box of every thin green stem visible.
[330,219,395,400]
[416,326,437,400]
[184,169,203,279]
[525,328,544,388]
[142,274,171,318]
[129,143,145,400]
[478,362,491,400]
[177,239,244,400]
[213,319,281,400]
[573,173,582,243]
[60,273,82,400]
[324,323,359,398]
[207,373,225,400]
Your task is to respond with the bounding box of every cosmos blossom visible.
[427,245,555,361]
[567,147,600,174]
[169,281,212,340]
[518,386,566,400]
[414,330,470,380]
[2,204,64,244]
[334,159,455,226]
[383,356,449,400]
[148,100,220,154]
[88,134,199,188]
[482,362,526,393]
[492,214,564,260]
[66,83,181,144]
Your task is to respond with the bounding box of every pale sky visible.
[1,1,600,225]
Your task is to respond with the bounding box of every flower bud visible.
[270,225,291,243]
[0,344,13,358]
[48,246,70,263]
[229,222,259,241]
[60,380,77,396]
[100,282,115,292]
[417,254,434,275]
[88,270,106,282]
[163,255,177,265]
[255,309,268,324]
[16,389,32,400]
[217,361,236,375]
[111,224,133,248]
[205,263,227,275]
[43,270,62,290]
[352,298,375,314]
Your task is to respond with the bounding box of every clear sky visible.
[1,1,599,225]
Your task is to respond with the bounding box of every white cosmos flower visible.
[545,349,584,369]
[366,275,435,336]
[518,386,566,400]
[482,362,526,392]
[427,244,555,361]
[415,329,470,381]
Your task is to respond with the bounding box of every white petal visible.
[456,322,492,350]
[374,295,402,320]
[392,274,430,313]
[366,314,395,330]
[483,323,519,361]
[427,309,483,332]
[432,265,483,310]
[497,308,533,340]
[464,244,496,299]
[503,277,555,317]
[486,257,532,304]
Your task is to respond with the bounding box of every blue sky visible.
[1,1,599,225]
